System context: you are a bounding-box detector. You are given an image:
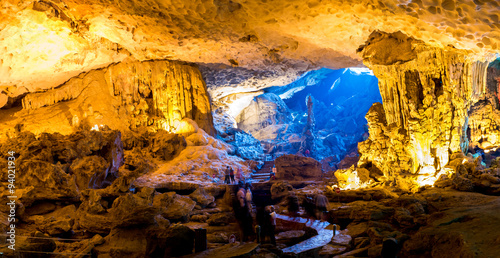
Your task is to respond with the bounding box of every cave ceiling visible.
[0,0,499,98]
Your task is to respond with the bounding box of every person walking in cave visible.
[305,149,311,157]
[303,194,316,223]
[263,205,277,245]
[235,181,253,241]
[245,182,254,215]
[270,165,276,180]
[315,191,330,222]
[224,166,231,184]
[229,166,236,184]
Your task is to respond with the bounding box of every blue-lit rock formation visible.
[235,67,382,165]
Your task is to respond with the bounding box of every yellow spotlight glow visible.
[334,169,372,190]
[90,124,105,131]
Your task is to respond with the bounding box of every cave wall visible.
[356,31,484,189]
[13,60,214,137]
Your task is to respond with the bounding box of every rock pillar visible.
[356,31,486,190]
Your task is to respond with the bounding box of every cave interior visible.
[1,0,500,257]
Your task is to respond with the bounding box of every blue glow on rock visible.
[265,67,382,162]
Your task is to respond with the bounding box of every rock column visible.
[356,31,485,190]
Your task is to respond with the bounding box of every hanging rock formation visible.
[356,31,488,191]
[13,60,214,138]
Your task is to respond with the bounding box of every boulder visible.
[274,154,322,180]
[93,227,149,258]
[207,232,229,243]
[331,232,352,247]
[108,190,157,227]
[452,175,474,192]
[165,224,195,257]
[75,190,115,234]
[346,222,370,238]
[319,244,348,257]
[16,161,79,205]
[70,155,108,191]
[190,214,208,222]
[155,214,171,229]
[207,212,234,226]
[154,192,196,221]
[150,130,187,160]
[270,181,294,200]
[189,188,215,208]
[236,93,291,137]
[31,205,77,235]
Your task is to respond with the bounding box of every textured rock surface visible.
[1,0,498,95]
[236,93,291,139]
[93,227,149,258]
[468,100,500,150]
[357,31,483,191]
[154,192,196,221]
[9,60,214,137]
[274,154,322,180]
[0,60,214,143]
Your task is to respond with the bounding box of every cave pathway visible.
[251,160,275,182]
[277,214,334,256]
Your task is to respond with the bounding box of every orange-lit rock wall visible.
[356,31,483,190]
[16,60,214,136]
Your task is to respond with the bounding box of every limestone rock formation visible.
[468,100,500,151]
[93,228,149,258]
[154,192,196,221]
[0,60,214,140]
[236,93,291,139]
[223,128,265,161]
[356,31,486,191]
[165,224,195,257]
[189,188,215,208]
[274,155,322,180]
[299,95,316,155]
[2,0,499,97]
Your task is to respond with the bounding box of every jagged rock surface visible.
[236,93,291,139]
[357,31,483,191]
[0,60,214,140]
[274,154,322,180]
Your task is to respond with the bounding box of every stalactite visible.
[357,31,481,191]
[20,60,215,135]
[471,61,489,101]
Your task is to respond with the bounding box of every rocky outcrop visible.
[274,154,322,180]
[223,128,265,160]
[189,188,215,208]
[153,192,196,221]
[16,59,214,136]
[356,31,486,191]
[165,224,195,257]
[236,93,290,139]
